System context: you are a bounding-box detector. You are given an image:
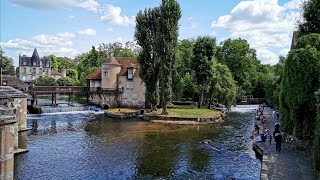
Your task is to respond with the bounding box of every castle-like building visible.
[19,48,51,84]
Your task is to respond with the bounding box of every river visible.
[14,109,261,179]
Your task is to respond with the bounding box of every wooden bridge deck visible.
[26,86,118,95]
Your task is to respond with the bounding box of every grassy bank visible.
[150,105,221,118]
[107,108,139,114]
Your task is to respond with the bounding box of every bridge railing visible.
[28,86,118,94]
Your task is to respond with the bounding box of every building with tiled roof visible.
[50,70,66,80]
[86,56,145,108]
[19,48,51,84]
[0,75,28,91]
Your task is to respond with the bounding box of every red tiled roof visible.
[85,69,101,80]
[51,70,62,75]
[85,57,140,80]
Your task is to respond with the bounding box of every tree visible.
[57,77,74,86]
[135,7,160,111]
[0,50,15,76]
[209,60,237,109]
[220,38,258,98]
[66,69,78,82]
[33,77,57,86]
[280,42,320,138]
[192,36,216,108]
[313,89,320,177]
[49,55,59,70]
[156,0,181,114]
[298,0,320,34]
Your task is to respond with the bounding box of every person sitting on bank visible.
[262,116,267,124]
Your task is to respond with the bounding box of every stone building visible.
[0,75,28,91]
[50,70,66,80]
[86,57,145,108]
[0,86,28,180]
[19,48,51,84]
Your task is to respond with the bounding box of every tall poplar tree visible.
[192,36,216,108]
[135,8,160,111]
[156,0,181,114]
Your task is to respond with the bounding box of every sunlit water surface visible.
[15,110,260,179]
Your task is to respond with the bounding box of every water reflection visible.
[15,111,260,179]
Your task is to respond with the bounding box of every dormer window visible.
[23,61,26,65]
[103,68,110,79]
[33,61,36,66]
[128,68,133,80]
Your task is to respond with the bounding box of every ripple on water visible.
[15,111,260,179]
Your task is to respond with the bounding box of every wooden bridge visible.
[25,86,121,106]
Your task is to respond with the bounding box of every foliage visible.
[280,43,320,139]
[155,0,181,114]
[313,89,320,177]
[220,38,258,98]
[0,50,15,76]
[33,76,57,86]
[298,0,320,34]
[210,60,237,109]
[192,36,216,108]
[135,7,160,111]
[295,33,320,50]
[56,77,74,86]
[49,55,59,70]
[66,68,78,82]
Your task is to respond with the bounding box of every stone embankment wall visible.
[0,101,17,180]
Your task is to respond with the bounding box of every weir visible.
[40,105,101,114]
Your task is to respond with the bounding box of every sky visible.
[0,0,303,67]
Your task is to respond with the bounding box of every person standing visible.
[272,110,276,119]
[273,129,282,153]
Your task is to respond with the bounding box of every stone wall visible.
[0,99,17,180]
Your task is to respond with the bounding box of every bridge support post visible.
[51,93,57,107]
[68,94,73,105]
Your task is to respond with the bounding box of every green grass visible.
[107,108,139,114]
[151,105,221,118]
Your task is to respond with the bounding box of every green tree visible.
[135,7,160,111]
[314,89,320,177]
[298,0,320,34]
[220,38,258,98]
[33,77,57,86]
[0,50,15,76]
[57,77,74,86]
[49,55,59,70]
[280,44,320,138]
[156,0,181,114]
[192,36,216,108]
[66,69,78,82]
[209,60,237,109]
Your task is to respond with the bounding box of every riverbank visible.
[253,107,313,180]
[105,105,223,123]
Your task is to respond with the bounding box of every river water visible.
[14,109,260,179]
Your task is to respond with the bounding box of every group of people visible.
[254,105,283,153]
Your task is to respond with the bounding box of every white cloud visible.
[77,28,96,36]
[76,0,99,12]
[0,32,78,58]
[115,37,124,43]
[211,0,302,65]
[188,17,199,30]
[106,28,114,32]
[9,0,100,12]
[9,0,76,9]
[100,4,135,26]
[68,15,76,20]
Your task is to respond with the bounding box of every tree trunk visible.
[198,82,205,108]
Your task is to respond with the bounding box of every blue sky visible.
[0,0,302,67]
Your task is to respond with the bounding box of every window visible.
[128,68,133,80]
[39,68,42,75]
[32,75,36,80]
[40,61,42,66]
[122,94,127,99]
[22,76,26,81]
[103,69,110,79]
[23,68,26,74]
[33,61,36,66]
[127,82,134,89]
[32,68,36,74]
[132,94,138,100]
[23,61,26,65]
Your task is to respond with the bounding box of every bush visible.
[313,89,320,177]
[66,68,78,82]
[33,77,57,86]
[57,77,74,86]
